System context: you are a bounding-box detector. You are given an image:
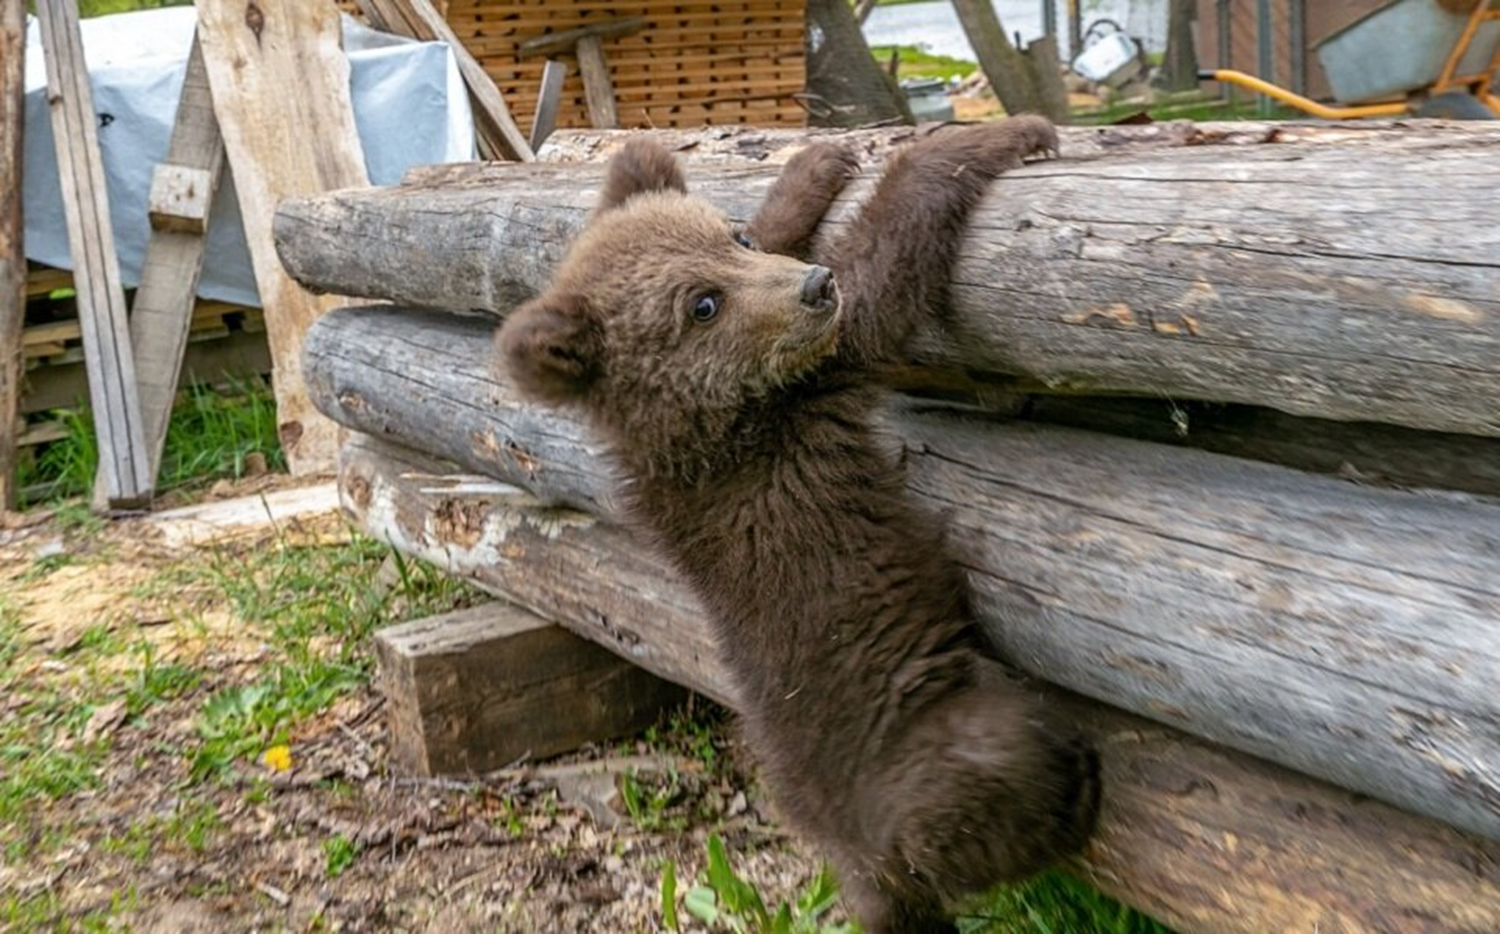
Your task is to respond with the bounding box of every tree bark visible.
[274,123,1500,439]
[0,0,24,509]
[304,305,1500,843]
[804,0,913,127]
[340,432,1500,934]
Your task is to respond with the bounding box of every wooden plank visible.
[377,602,686,775]
[276,122,1500,439]
[528,59,567,151]
[197,0,370,475]
[35,0,151,507]
[574,35,618,129]
[341,433,1500,934]
[103,33,226,501]
[517,16,645,58]
[0,0,23,508]
[356,0,534,161]
[447,0,808,131]
[24,265,73,299]
[302,305,1500,842]
[146,164,214,235]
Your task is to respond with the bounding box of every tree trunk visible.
[0,0,24,509]
[1022,34,1070,122]
[274,123,1500,439]
[1162,0,1199,91]
[804,0,913,127]
[340,431,1500,934]
[950,0,1068,121]
[304,305,1500,843]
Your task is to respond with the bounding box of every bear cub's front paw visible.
[784,142,862,203]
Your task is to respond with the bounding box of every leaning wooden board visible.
[274,122,1500,440]
[92,34,226,502]
[0,0,25,508]
[340,432,1500,934]
[197,0,368,474]
[35,0,151,506]
[303,305,1500,845]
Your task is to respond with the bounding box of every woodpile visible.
[274,122,1500,931]
[441,0,807,130]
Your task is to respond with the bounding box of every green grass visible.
[660,827,1170,934]
[1074,94,1304,126]
[869,45,978,82]
[18,377,285,505]
[666,834,851,934]
[180,538,479,781]
[323,833,360,878]
[78,0,191,16]
[961,873,1171,933]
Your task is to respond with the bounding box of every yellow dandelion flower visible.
[262,744,293,772]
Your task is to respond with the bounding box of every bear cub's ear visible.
[596,139,688,214]
[496,292,603,405]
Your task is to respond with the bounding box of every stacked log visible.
[276,122,1500,931]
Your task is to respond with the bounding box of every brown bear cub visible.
[497,116,1099,932]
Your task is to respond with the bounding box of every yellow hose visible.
[1207,69,1410,119]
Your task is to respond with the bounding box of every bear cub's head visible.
[496,140,840,477]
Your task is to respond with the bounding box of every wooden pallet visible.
[19,264,271,444]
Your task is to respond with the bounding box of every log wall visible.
[304,305,1500,844]
[276,122,1500,439]
[340,432,1500,934]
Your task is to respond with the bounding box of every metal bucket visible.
[1315,0,1500,103]
[901,78,955,123]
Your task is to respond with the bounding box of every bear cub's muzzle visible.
[800,265,837,313]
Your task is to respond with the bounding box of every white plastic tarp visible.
[22,7,476,308]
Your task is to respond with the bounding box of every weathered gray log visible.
[304,305,1500,842]
[340,433,1500,934]
[275,121,1500,438]
[1020,395,1500,499]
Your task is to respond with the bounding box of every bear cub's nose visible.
[800,266,836,310]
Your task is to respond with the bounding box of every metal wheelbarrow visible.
[1200,0,1500,119]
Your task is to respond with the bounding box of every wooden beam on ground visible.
[376,602,687,776]
[197,0,370,474]
[302,305,1500,842]
[35,0,151,507]
[275,122,1500,439]
[0,0,24,509]
[340,433,1500,934]
[92,34,225,502]
[354,0,533,161]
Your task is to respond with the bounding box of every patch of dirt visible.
[0,491,831,932]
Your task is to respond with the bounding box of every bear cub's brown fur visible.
[497,117,1099,933]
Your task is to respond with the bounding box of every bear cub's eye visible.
[733,230,753,249]
[692,293,721,324]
